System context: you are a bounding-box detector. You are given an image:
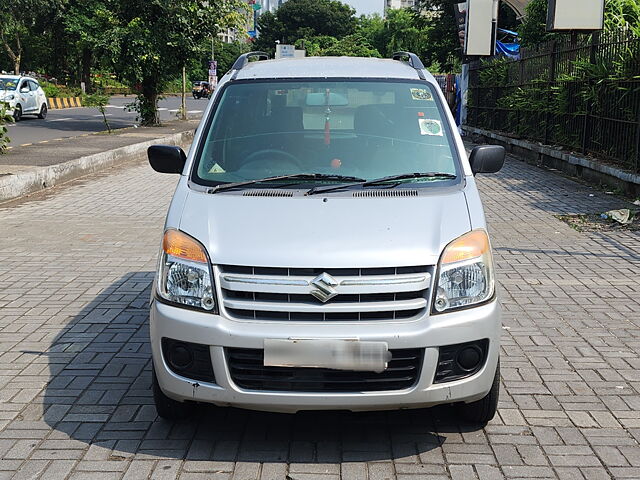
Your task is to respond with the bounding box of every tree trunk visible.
[12,31,21,75]
[140,78,160,126]
[81,48,92,93]
[1,33,21,75]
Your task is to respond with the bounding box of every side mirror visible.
[148,145,186,174]
[20,87,29,93]
[469,145,505,175]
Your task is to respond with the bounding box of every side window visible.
[19,81,30,93]
[29,81,39,91]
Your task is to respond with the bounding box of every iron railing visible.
[467,30,640,173]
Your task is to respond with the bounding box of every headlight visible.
[432,230,494,313]
[157,229,216,311]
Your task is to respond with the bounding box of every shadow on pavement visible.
[41,272,482,463]
[15,114,134,133]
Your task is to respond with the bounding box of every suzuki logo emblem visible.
[310,272,339,303]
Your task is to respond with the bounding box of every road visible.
[0,151,639,479]
[6,96,207,146]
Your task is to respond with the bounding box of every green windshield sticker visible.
[418,119,443,136]
[209,163,226,173]
[411,88,433,101]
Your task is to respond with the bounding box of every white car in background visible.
[0,75,48,121]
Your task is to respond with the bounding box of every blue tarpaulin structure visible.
[496,28,521,59]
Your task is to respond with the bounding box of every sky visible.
[344,0,385,16]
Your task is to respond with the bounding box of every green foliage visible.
[255,0,356,53]
[40,82,61,98]
[84,92,111,133]
[520,0,640,48]
[296,33,381,57]
[0,102,14,153]
[517,0,557,48]
[605,0,640,37]
[97,0,247,126]
[40,81,82,98]
[358,9,427,59]
[0,0,61,73]
[412,0,460,72]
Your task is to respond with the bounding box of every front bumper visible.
[150,299,501,413]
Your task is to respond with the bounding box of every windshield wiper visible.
[208,173,366,194]
[306,172,457,195]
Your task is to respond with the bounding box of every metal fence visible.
[467,30,640,173]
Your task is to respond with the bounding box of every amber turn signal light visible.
[441,230,490,265]
[162,229,208,263]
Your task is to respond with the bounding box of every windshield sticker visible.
[418,119,443,136]
[411,88,433,102]
[208,163,226,173]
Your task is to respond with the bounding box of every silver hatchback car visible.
[148,52,505,423]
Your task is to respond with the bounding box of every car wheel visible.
[38,103,47,119]
[13,104,22,122]
[152,368,193,421]
[458,359,500,425]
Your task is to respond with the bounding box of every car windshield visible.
[0,79,19,90]
[193,79,460,186]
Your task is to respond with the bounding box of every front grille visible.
[226,348,423,392]
[218,265,433,322]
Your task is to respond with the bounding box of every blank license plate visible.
[264,339,391,373]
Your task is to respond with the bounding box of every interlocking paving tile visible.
[0,149,638,479]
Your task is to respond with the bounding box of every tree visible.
[359,9,429,59]
[255,0,357,53]
[412,0,460,71]
[296,33,381,57]
[1,0,56,74]
[517,0,556,47]
[63,0,118,92]
[101,0,247,126]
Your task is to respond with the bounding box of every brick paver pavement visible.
[0,152,638,480]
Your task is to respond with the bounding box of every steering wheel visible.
[240,149,303,173]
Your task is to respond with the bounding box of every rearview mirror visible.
[469,145,505,175]
[148,145,186,174]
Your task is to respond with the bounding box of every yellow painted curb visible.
[48,97,84,109]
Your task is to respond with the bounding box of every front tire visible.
[152,369,193,421]
[458,360,500,425]
[38,104,47,119]
[13,104,22,122]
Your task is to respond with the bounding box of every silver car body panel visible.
[177,189,471,268]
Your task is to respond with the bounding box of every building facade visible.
[385,0,416,10]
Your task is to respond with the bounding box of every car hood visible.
[178,188,471,268]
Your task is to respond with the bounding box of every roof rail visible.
[391,51,426,80]
[231,51,270,71]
